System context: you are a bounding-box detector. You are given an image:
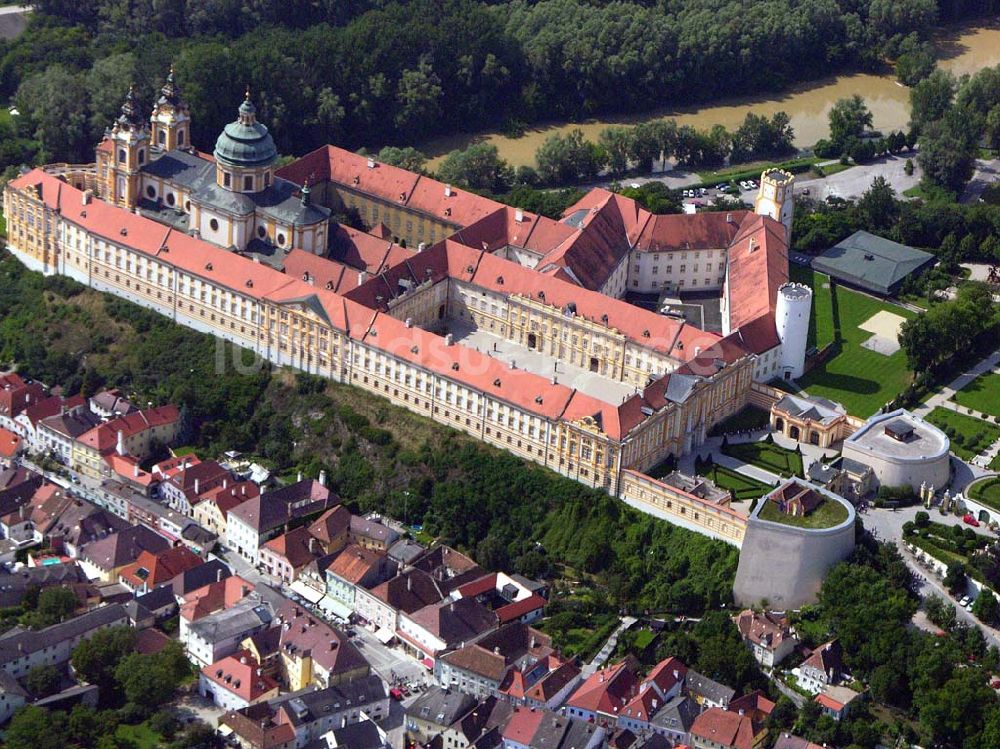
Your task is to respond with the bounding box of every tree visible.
[909,69,958,134]
[917,114,977,193]
[855,176,899,232]
[4,705,70,749]
[535,129,603,184]
[21,586,78,629]
[394,55,443,140]
[116,641,191,713]
[437,143,512,192]
[376,146,427,173]
[14,65,90,163]
[924,593,957,630]
[944,562,967,595]
[828,95,873,149]
[895,35,936,86]
[25,664,62,697]
[973,590,1000,625]
[72,626,136,703]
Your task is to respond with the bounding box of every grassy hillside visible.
[0,247,738,616]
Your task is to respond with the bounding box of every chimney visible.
[309,537,317,554]
[194,478,200,495]
[417,242,426,252]
[297,471,303,482]
[116,430,126,456]
[407,576,413,592]
[134,463,140,478]
[330,640,338,651]
[82,190,93,205]
[319,470,326,487]
[515,208,524,223]
[738,708,745,716]
[358,270,367,286]
[444,184,453,197]
[241,585,250,597]
[530,637,536,649]
[223,478,228,490]
[493,646,501,655]
[444,333,454,346]
[217,568,224,583]
[366,157,375,169]
[405,318,413,329]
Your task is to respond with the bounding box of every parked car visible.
[390,687,405,701]
[960,596,971,607]
[964,514,981,527]
[716,183,728,191]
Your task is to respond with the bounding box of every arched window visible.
[223,172,231,188]
[118,149,126,164]
[166,193,176,207]
[178,129,185,145]
[244,175,254,191]
[158,130,166,145]
[138,149,145,164]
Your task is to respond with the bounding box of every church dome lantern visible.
[213,89,278,170]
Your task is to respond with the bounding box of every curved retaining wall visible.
[733,488,856,609]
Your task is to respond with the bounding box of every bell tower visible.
[102,85,150,209]
[150,65,191,154]
[754,169,795,242]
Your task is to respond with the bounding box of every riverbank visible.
[422,19,1000,169]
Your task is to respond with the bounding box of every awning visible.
[421,657,434,670]
[375,627,395,645]
[289,581,324,604]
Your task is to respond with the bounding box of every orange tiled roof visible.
[0,428,21,459]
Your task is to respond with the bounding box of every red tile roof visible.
[180,575,255,622]
[725,214,789,332]
[327,543,383,585]
[501,707,546,745]
[496,594,546,624]
[690,707,759,749]
[119,545,203,589]
[0,428,21,459]
[565,661,639,716]
[261,526,321,570]
[201,650,279,703]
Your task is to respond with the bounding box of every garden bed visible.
[722,441,804,477]
[757,496,849,528]
[925,407,1000,461]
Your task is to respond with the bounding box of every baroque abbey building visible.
[3,74,810,546]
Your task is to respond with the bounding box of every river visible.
[422,21,1000,169]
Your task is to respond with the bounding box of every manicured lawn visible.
[695,155,822,187]
[925,407,1000,461]
[969,477,1000,512]
[789,265,835,350]
[722,441,804,477]
[116,723,164,749]
[757,496,849,528]
[953,370,1000,419]
[700,463,772,501]
[708,405,770,436]
[790,269,916,417]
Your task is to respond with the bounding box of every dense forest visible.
[0,0,995,171]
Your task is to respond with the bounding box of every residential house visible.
[275,602,369,690]
[0,562,89,608]
[412,545,486,595]
[354,567,444,636]
[815,685,860,721]
[398,596,498,665]
[45,500,130,558]
[288,553,337,610]
[182,596,274,668]
[404,685,478,745]
[387,538,428,567]
[306,505,352,555]
[440,696,513,749]
[455,572,547,626]
[0,428,21,465]
[562,660,639,726]
[523,661,581,710]
[686,670,735,709]
[133,585,181,622]
[180,522,218,557]
[71,405,180,480]
[435,622,561,703]
[259,526,323,584]
[727,691,775,726]
[0,669,28,724]
[241,626,283,679]
[0,373,46,437]
[222,676,389,749]
[192,480,259,542]
[36,407,100,465]
[617,657,688,734]
[527,711,605,749]
[648,694,700,744]
[88,389,137,419]
[226,479,334,566]
[170,557,233,597]
[349,515,399,552]
[199,649,280,710]
[180,574,255,630]
[0,603,128,679]
[77,524,170,581]
[320,718,391,749]
[118,544,204,594]
[160,459,231,516]
[501,706,546,749]
[323,543,394,620]
[689,707,766,749]
[734,610,799,669]
[797,640,844,694]
[772,735,823,749]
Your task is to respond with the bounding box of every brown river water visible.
[422,20,1000,169]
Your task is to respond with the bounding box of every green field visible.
[969,477,1000,512]
[115,723,164,749]
[953,371,1000,419]
[758,496,849,528]
[700,463,772,501]
[722,441,804,477]
[790,267,916,417]
[925,407,1000,461]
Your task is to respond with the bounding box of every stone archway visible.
[790,425,800,441]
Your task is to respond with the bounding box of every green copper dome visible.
[213,91,277,169]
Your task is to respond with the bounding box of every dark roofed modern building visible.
[812,230,935,295]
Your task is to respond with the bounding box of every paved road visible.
[961,158,1000,204]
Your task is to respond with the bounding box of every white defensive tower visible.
[775,282,812,380]
[754,169,795,241]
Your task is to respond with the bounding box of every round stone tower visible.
[774,282,812,380]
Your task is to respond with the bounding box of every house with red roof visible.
[258,526,323,583]
[734,609,799,669]
[118,544,203,594]
[0,428,22,464]
[199,649,279,711]
[72,404,180,480]
[815,685,860,721]
[501,705,547,749]
[0,374,46,437]
[322,543,395,620]
[563,660,641,726]
[159,459,232,516]
[689,706,766,749]
[617,657,688,734]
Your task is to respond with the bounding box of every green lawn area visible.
[789,265,836,350]
[722,440,804,477]
[969,477,1000,512]
[700,463,772,501]
[708,405,771,436]
[695,155,822,188]
[632,629,657,650]
[538,611,619,661]
[757,496,849,528]
[924,407,1000,461]
[953,371,1000,419]
[789,267,916,417]
[115,723,164,749]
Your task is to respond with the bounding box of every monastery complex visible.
[2,74,814,546]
